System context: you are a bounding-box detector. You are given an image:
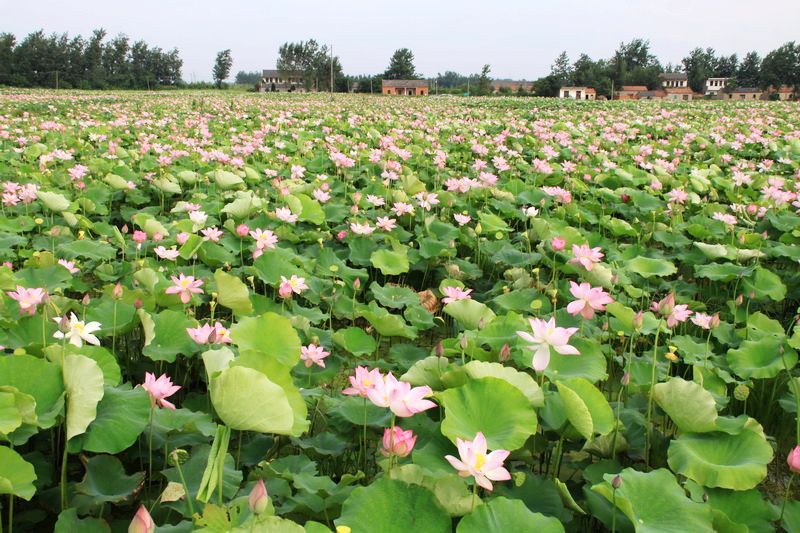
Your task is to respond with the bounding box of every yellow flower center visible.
[474,452,486,471]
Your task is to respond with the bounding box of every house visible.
[259,69,305,92]
[704,77,729,96]
[616,85,648,100]
[764,86,795,101]
[723,87,763,100]
[664,87,695,101]
[637,90,667,100]
[559,87,596,100]
[491,80,534,94]
[659,72,689,89]
[381,80,429,95]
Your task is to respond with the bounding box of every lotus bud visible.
[621,372,630,386]
[475,223,482,235]
[128,505,155,533]
[248,479,270,515]
[134,299,143,309]
[551,237,566,251]
[735,294,744,306]
[709,313,721,329]
[113,282,124,299]
[353,278,361,291]
[82,293,91,306]
[435,341,444,357]
[499,342,511,362]
[611,475,622,489]
[459,335,469,350]
[236,223,250,237]
[381,426,416,458]
[632,311,644,331]
[121,224,129,233]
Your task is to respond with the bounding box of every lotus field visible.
[3,92,800,532]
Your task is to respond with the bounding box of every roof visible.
[620,86,648,92]
[492,80,533,87]
[560,86,595,92]
[706,77,729,81]
[660,72,688,80]
[665,87,694,94]
[638,90,666,98]
[262,69,303,78]
[729,87,762,93]
[778,86,794,93]
[382,79,428,88]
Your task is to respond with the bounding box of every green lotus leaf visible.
[370,248,409,275]
[555,378,614,439]
[444,300,496,330]
[727,337,797,379]
[74,454,145,504]
[231,312,301,367]
[78,386,151,454]
[63,354,105,441]
[654,377,718,433]
[333,327,377,356]
[0,446,37,500]
[214,269,253,315]
[457,496,564,532]
[625,256,677,278]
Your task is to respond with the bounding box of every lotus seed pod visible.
[733,384,750,401]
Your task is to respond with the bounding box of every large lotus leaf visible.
[0,355,63,428]
[220,191,264,219]
[295,193,325,225]
[54,508,111,533]
[370,282,419,309]
[439,377,538,451]
[444,300,496,330]
[592,468,714,532]
[37,190,71,211]
[214,169,244,189]
[74,454,145,504]
[210,366,295,435]
[457,497,564,533]
[544,338,608,382]
[325,395,392,428]
[252,248,308,285]
[727,337,797,379]
[455,361,543,406]
[370,248,409,275]
[654,377,718,433]
[625,256,677,278]
[357,303,417,339]
[213,269,253,315]
[694,263,753,282]
[332,327,377,356]
[0,446,37,500]
[78,386,151,454]
[231,312,301,367]
[63,354,105,441]
[743,267,786,302]
[706,488,778,533]
[555,378,614,439]
[56,239,117,261]
[387,464,479,516]
[45,345,121,387]
[0,388,37,435]
[336,477,450,533]
[141,309,199,362]
[667,418,773,490]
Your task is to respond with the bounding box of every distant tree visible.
[737,51,761,87]
[611,39,661,89]
[476,64,492,95]
[0,33,15,85]
[715,54,738,77]
[212,49,233,88]
[277,40,344,91]
[760,42,800,90]
[384,48,418,80]
[550,51,573,86]
[235,70,261,85]
[103,34,131,88]
[533,74,561,97]
[682,47,718,92]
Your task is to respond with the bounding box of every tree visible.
[760,42,800,90]
[0,33,15,85]
[550,51,572,86]
[682,47,717,92]
[213,49,233,88]
[235,71,261,85]
[737,51,761,87]
[476,64,491,95]
[610,39,661,89]
[384,48,417,80]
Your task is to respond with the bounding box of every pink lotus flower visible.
[651,293,692,328]
[566,281,613,319]
[342,366,383,397]
[213,322,232,344]
[691,312,719,330]
[236,223,250,237]
[176,232,191,245]
[201,227,223,242]
[454,213,471,226]
[442,286,473,305]
[53,313,101,347]
[569,244,604,271]
[788,446,800,474]
[58,259,80,274]
[366,373,436,418]
[141,372,180,410]
[276,207,298,223]
[445,432,511,491]
[128,505,155,533]
[133,230,147,244]
[279,275,308,298]
[551,237,566,251]
[516,317,579,371]
[376,216,397,231]
[381,426,416,458]
[250,228,278,251]
[7,286,46,316]
[187,323,216,344]
[248,479,270,515]
[165,274,204,304]
[300,343,330,368]
[154,246,180,261]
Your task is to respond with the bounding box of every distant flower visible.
[667,188,688,204]
[189,210,208,227]
[7,286,46,316]
[445,432,511,491]
[291,165,306,179]
[154,246,180,261]
[442,286,473,304]
[58,259,80,274]
[250,228,278,251]
[187,323,216,344]
[651,293,692,328]
[366,194,385,207]
[542,186,572,204]
[381,426,416,458]
[569,244,604,271]
[522,206,539,218]
[376,216,397,231]
[342,366,383,397]
[141,372,180,410]
[391,202,414,216]
[279,275,308,298]
[350,221,376,235]
[276,207,298,223]
[712,212,738,227]
[236,223,250,237]
[691,312,720,330]
[176,232,191,245]
[551,237,566,251]
[52,312,101,347]
[415,192,440,211]
[165,274,204,304]
[454,213,471,226]
[133,230,147,244]
[566,281,613,319]
[128,505,155,533]
[300,343,330,368]
[201,226,223,242]
[517,317,579,371]
[366,373,436,418]
[313,189,331,203]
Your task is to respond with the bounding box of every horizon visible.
[5,0,799,82]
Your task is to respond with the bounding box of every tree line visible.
[0,29,183,89]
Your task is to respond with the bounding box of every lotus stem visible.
[645,319,663,469]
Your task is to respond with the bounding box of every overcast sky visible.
[5,0,799,82]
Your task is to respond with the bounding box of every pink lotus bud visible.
[58,315,70,332]
[121,224,129,234]
[236,224,250,237]
[336,230,348,241]
[176,232,190,245]
[113,283,124,299]
[632,311,644,331]
[612,475,622,489]
[621,372,631,386]
[499,342,511,362]
[134,298,143,309]
[435,340,444,357]
[459,335,469,350]
[789,446,800,473]
[620,194,631,203]
[551,237,566,251]
[735,294,744,306]
[353,192,363,203]
[381,426,416,458]
[133,230,147,244]
[747,204,758,215]
[128,505,155,533]
[353,277,361,291]
[709,313,721,329]
[248,479,270,515]
[350,204,359,214]
[278,283,293,299]
[152,232,164,242]
[81,293,91,306]
[2,262,12,270]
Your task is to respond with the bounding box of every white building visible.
[659,72,688,89]
[704,78,729,96]
[559,87,596,100]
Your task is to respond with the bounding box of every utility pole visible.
[611,79,615,101]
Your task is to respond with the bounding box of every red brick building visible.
[381,80,429,95]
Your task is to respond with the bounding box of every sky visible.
[5,0,799,82]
